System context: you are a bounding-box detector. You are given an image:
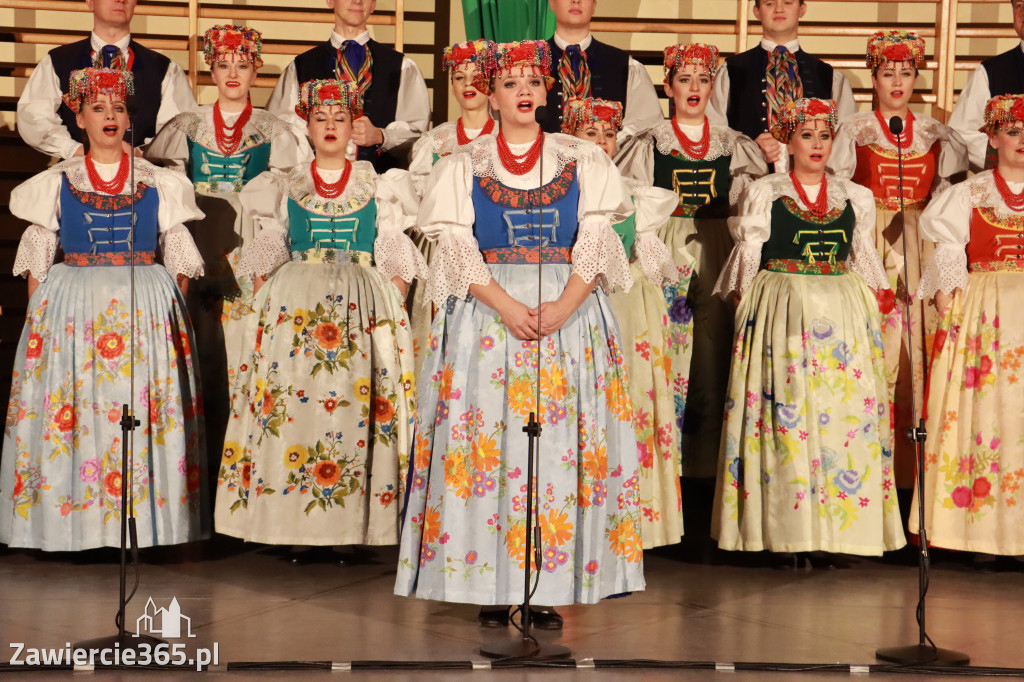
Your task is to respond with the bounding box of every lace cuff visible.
[160,225,205,279]
[848,227,891,291]
[424,227,492,309]
[714,241,762,298]
[237,217,290,278]
[571,215,633,294]
[634,231,680,288]
[375,229,428,285]
[13,225,58,282]
[917,243,968,299]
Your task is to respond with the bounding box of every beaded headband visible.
[489,40,555,88]
[203,25,264,69]
[561,97,623,135]
[443,39,494,94]
[62,68,134,114]
[663,43,720,84]
[295,79,363,121]
[866,30,925,70]
[770,97,838,142]
[981,94,1024,134]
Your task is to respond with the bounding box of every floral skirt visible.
[873,206,939,487]
[395,263,646,605]
[0,263,206,550]
[910,271,1024,554]
[658,214,729,478]
[214,257,416,545]
[712,269,905,555]
[608,261,687,548]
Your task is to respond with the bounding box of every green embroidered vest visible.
[653,150,731,218]
[760,197,855,267]
[287,197,377,254]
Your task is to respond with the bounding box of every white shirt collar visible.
[90,31,131,54]
[760,37,800,53]
[330,30,370,48]
[553,32,593,51]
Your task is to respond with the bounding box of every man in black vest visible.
[707,0,855,171]
[267,0,430,172]
[16,0,195,159]
[948,0,1024,170]
[544,0,662,162]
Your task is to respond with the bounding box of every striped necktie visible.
[765,45,803,130]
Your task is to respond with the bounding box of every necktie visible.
[558,45,591,101]
[765,45,803,130]
[343,40,365,72]
[566,44,582,81]
[93,44,126,70]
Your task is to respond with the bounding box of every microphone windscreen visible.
[534,105,548,125]
[888,115,904,135]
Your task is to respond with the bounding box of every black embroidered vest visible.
[544,38,629,133]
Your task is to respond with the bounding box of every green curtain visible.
[461,0,556,43]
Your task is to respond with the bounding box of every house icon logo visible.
[135,597,196,639]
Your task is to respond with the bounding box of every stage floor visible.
[0,540,1021,680]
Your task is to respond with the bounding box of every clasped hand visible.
[500,299,571,341]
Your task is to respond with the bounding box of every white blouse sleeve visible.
[947,66,991,172]
[374,169,427,284]
[614,58,664,164]
[573,145,634,293]
[265,62,307,146]
[729,134,771,206]
[630,183,680,287]
[827,122,859,179]
[616,134,655,185]
[236,171,291,278]
[151,63,197,148]
[381,58,431,154]
[844,180,890,290]
[418,153,491,308]
[714,178,773,297]
[268,118,314,173]
[10,169,62,281]
[407,134,435,199]
[916,182,970,298]
[144,115,190,173]
[15,55,83,160]
[936,127,970,193]
[154,167,205,279]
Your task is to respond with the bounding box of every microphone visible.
[534,105,548,126]
[125,95,139,118]
[888,115,904,136]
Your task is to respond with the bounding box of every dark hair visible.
[754,0,805,6]
[871,64,920,78]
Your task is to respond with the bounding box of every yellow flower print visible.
[354,378,372,403]
[401,371,415,396]
[222,441,242,465]
[292,309,308,333]
[608,518,642,563]
[284,444,310,470]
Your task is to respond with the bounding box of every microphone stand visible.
[75,98,166,659]
[480,106,570,660]
[875,115,968,667]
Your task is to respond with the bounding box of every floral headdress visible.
[561,97,623,135]
[663,43,720,84]
[981,95,1024,134]
[203,25,264,69]
[866,30,925,70]
[770,98,838,142]
[295,79,363,121]
[62,67,134,114]
[488,40,554,88]
[443,39,494,94]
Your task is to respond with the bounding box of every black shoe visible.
[529,607,563,631]
[805,551,852,570]
[478,606,510,628]
[770,552,807,570]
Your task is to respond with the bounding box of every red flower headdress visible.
[981,94,1024,134]
[866,30,925,70]
[296,79,363,121]
[561,97,623,135]
[663,43,720,84]
[203,25,264,68]
[771,97,838,142]
[62,68,134,114]
[488,40,554,89]
[443,39,494,94]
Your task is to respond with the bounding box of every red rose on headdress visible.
[594,104,619,124]
[1011,98,1024,123]
[319,83,342,101]
[452,44,476,63]
[97,71,121,90]
[507,44,534,65]
[881,43,913,64]
[221,32,243,50]
[806,100,832,117]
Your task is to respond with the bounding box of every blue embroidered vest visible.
[286,197,377,255]
[187,138,270,192]
[470,162,580,262]
[59,175,159,263]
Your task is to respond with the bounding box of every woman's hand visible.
[532,273,595,337]
[391,275,409,298]
[253,274,267,295]
[754,132,782,165]
[176,273,189,296]
[500,298,539,340]
[935,290,955,316]
[27,274,39,300]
